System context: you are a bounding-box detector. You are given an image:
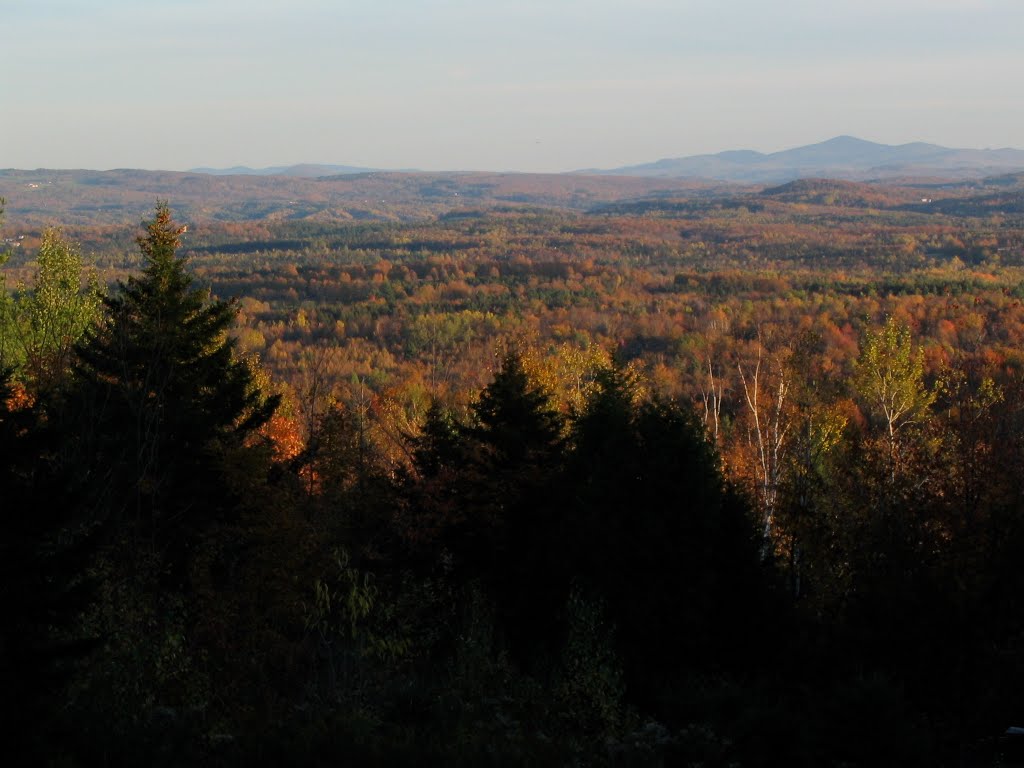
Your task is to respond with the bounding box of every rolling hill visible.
[589,136,1024,183]
[0,169,730,227]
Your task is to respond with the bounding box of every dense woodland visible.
[3,178,1024,765]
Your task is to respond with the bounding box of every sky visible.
[4,0,1023,172]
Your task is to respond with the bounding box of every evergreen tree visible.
[566,365,774,707]
[465,350,564,470]
[411,399,462,480]
[394,400,465,565]
[74,202,277,554]
[444,352,568,661]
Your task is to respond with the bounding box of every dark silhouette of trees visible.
[0,372,82,761]
[415,352,569,662]
[72,202,277,560]
[12,204,286,763]
[565,364,776,708]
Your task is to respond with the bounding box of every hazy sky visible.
[4,0,1022,172]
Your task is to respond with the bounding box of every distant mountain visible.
[590,136,1024,183]
[188,163,378,177]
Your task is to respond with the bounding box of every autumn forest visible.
[4,171,1024,765]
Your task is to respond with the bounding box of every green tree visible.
[0,197,13,370]
[853,317,935,478]
[2,228,101,393]
[74,202,277,549]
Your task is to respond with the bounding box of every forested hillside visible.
[0,169,727,227]
[4,184,1024,765]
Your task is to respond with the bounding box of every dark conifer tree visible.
[452,352,568,661]
[411,400,462,480]
[465,351,563,471]
[566,365,774,708]
[73,202,277,561]
[38,204,283,761]
[394,400,466,566]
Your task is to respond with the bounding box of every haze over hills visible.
[182,138,1024,183]
[0,169,728,227]
[4,137,1024,228]
[188,163,379,177]
[585,136,1024,183]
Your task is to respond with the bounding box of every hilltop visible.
[587,136,1024,183]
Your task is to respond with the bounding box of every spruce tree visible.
[74,202,277,551]
[466,351,563,470]
[460,351,567,662]
[566,367,773,706]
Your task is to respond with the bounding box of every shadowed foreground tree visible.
[73,202,278,558]
[0,371,103,763]
[31,204,287,763]
[445,352,567,661]
[0,219,105,762]
[565,364,778,709]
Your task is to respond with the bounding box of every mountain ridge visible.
[583,136,1024,182]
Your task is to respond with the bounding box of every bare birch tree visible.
[737,334,792,544]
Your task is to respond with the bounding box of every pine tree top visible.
[138,201,185,264]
